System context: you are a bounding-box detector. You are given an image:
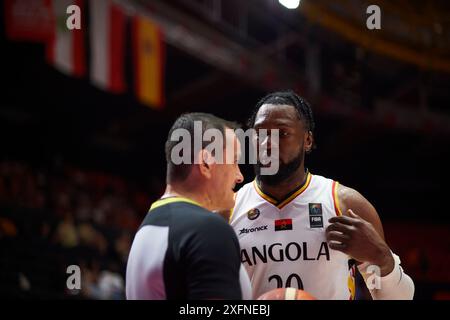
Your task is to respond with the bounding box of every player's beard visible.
[254,148,304,186]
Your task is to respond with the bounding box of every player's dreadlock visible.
[248,90,315,132]
[247,90,316,151]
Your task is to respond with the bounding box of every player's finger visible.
[326,222,352,234]
[347,209,359,218]
[326,230,350,243]
[328,241,348,253]
[328,215,357,226]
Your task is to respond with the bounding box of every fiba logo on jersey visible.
[247,208,260,220]
[309,203,323,228]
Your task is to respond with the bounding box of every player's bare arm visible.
[326,184,414,299]
[326,184,395,276]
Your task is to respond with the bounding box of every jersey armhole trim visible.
[229,193,237,223]
[228,209,233,223]
[332,181,343,216]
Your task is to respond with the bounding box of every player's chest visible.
[235,202,333,245]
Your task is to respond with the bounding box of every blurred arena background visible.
[1,0,450,299]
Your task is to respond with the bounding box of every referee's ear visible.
[198,149,213,179]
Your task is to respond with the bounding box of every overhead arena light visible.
[278,0,301,10]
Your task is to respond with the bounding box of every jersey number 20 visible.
[268,273,304,290]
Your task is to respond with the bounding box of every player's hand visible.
[326,209,395,276]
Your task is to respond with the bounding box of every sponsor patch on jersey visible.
[247,208,260,220]
[239,225,268,235]
[309,203,323,228]
[274,218,292,231]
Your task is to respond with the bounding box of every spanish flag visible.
[132,15,165,109]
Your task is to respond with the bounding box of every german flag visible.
[274,219,293,231]
[132,15,165,109]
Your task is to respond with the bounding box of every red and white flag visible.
[4,0,53,43]
[46,0,86,77]
[89,0,127,93]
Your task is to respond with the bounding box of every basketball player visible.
[126,113,252,299]
[230,91,414,300]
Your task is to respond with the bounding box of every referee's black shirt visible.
[126,197,244,299]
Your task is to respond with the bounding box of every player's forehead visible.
[254,104,300,128]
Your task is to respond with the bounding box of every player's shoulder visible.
[336,183,358,198]
[234,180,256,200]
[236,180,254,194]
[233,180,261,210]
[336,183,371,210]
[310,172,335,185]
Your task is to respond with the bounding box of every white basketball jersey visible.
[230,172,356,300]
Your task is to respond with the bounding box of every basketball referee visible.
[126,113,252,300]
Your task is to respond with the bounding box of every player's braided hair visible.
[247,90,315,133]
[247,90,316,152]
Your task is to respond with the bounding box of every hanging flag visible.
[132,15,165,109]
[89,0,127,93]
[4,0,53,42]
[46,0,86,77]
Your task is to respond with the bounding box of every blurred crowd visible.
[0,159,162,299]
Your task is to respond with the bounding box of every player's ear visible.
[305,130,313,154]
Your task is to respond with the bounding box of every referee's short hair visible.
[165,113,240,184]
